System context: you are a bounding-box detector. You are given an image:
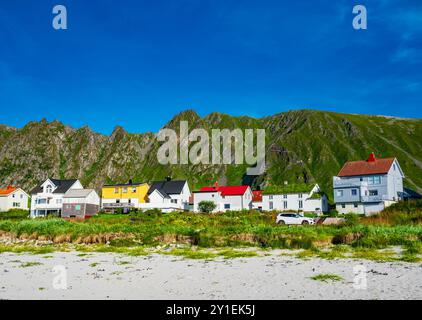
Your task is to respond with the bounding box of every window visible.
[336,190,343,197]
[123,187,128,193]
[269,202,273,210]
[75,205,81,211]
[298,194,303,199]
[13,202,20,208]
[354,203,358,208]
[132,187,137,193]
[128,199,131,204]
[298,200,303,209]
[116,199,120,204]
[224,204,230,209]
[341,204,346,209]
[20,194,23,199]
[360,177,363,181]
[269,195,273,200]
[393,164,396,171]
[283,194,287,199]
[114,188,119,194]
[46,185,52,193]
[283,201,287,209]
[171,199,178,204]
[56,199,62,204]
[368,176,381,185]
[351,189,357,196]
[12,194,15,198]
[369,190,378,196]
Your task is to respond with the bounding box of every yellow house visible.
[101,181,149,211]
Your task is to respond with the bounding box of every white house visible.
[333,153,404,215]
[193,184,253,213]
[62,189,100,219]
[142,179,191,212]
[0,186,29,212]
[30,178,83,217]
[261,183,328,213]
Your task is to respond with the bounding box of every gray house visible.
[333,153,404,215]
[62,189,100,219]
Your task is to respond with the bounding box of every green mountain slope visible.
[0,109,421,200]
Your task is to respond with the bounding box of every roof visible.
[199,185,250,196]
[0,186,17,196]
[262,183,315,195]
[30,178,78,194]
[147,180,187,195]
[103,182,147,188]
[252,190,262,202]
[64,189,96,198]
[337,153,396,177]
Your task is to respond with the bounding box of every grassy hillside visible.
[0,109,421,199]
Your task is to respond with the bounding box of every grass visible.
[311,273,343,282]
[0,205,421,262]
[20,261,42,268]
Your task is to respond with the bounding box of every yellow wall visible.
[102,184,149,203]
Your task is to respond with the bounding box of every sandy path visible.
[0,252,421,300]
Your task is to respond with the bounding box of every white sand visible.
[0,252,421,300]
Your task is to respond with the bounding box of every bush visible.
[0,209,29,220]
[198,201,217,214]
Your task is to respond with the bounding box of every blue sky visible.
[0,0,421,134]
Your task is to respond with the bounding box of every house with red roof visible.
[192,182,253,212]
[0,186,29,212]
[333,153,404,215]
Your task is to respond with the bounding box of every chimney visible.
[7,185,13,190]
[367,152,377,163]
[214,181,219,189]
[128,179,133,185]
[166,176,172,182]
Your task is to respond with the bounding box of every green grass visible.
[0,208,421,262]
[311,273,343,282]
[20,261,42,268]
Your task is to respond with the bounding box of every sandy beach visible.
[0,252,421,300]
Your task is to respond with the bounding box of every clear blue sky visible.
[0,0,421,134]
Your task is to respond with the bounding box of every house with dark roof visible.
[30,178,83,217]
[192,182,253,212]
[333,153,404,215]
[101,181,149,212]
[142,178,191,212]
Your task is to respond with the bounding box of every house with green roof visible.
[260,183,328,213]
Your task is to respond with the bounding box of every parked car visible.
[276,213,315,225]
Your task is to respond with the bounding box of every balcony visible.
[333,177,367,188]
[361,195,389,203]
[102,203,135,208]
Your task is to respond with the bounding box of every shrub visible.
[198,201,217,213]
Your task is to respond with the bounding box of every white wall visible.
[193,187,253,212]
[63,191,100,205]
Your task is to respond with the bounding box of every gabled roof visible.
[64,189,96,198]
[149,188,170,199]
[337,153,396,177]
[199,185,250,196]
[30,178,79,194]
[147,180,187,195]
[0,186,17,196]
